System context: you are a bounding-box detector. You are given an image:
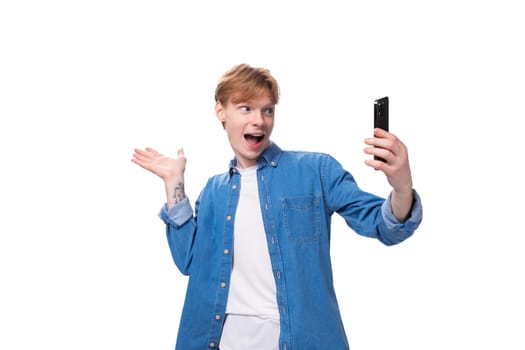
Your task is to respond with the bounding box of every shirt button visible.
[209,342,216,348]
[223,249,230,255]
[232,184,237,190]
[276,271,281,279]
[220,282,226,288]
[271,161,277,167]
[226,215,232,221]
[215,314,221,320]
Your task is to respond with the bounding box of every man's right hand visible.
[132,147,187,208]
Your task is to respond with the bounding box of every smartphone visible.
[374,96,389,162]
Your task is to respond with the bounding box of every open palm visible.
[132,147,186,182]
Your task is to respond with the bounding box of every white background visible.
[1,1,523,349]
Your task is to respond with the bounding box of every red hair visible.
[215,64,280,105]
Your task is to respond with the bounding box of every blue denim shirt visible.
[159,142,422,350]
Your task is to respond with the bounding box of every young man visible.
[132,64,422,350]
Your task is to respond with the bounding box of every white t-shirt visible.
[220,166,279,349]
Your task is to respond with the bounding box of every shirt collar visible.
[228,142,282,177]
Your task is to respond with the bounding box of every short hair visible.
[214,64,280,105]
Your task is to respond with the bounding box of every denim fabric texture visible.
[158,142,423,350]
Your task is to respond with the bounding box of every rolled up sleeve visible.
[158,197,194,227]
[381,189,423,231]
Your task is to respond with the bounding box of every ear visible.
[215,101,225,123]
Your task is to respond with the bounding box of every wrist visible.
[165,177,186,209]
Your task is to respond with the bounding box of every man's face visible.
[215,93,275,169]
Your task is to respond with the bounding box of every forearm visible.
[390,189,414,222]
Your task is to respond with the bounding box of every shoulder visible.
[280,149,340,167]
[264,142,336,168]
[205,171,230,188]
[196,171,230,202]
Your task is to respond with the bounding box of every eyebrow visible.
[232,100,275,108]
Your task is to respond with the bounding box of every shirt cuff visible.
[381,189,423,230]
[158,197,194,227]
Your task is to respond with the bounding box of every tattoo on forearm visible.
[172,182,186,204]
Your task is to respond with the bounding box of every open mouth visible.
[244,134,265,145]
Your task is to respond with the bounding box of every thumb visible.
[177,148,185,157]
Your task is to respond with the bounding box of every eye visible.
[239,105,250,112]
[263,107,274,116]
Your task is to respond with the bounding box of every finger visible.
[177,148,185,157]
[364,158,389,171]
[133,148,155,160]
[145,147,162,156]
[364,137,395,156]
[131,158,145,167]
[366,132,403,157]
[131,154,151,167]
[131,156,148,169]
[365,130,391,144]
[373,128,389,138]
[364,146,392,162]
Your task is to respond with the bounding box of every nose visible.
[251,110,264,125]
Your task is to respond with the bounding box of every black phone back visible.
[374,96,389,131]
[374,96,389,162]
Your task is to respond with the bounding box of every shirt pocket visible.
[281,194,321,243]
